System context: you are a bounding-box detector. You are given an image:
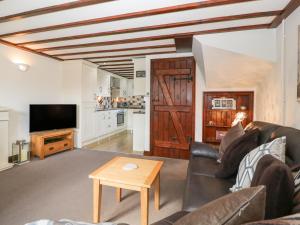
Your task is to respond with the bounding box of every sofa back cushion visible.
[251,155,294,219]
[215,129,260,179]
[271,127,300,167]
[245,121,280,145]
[218,122,245,162]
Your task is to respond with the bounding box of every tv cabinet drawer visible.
[44,140,72,156]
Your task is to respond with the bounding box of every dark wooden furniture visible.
[150,57,195,159]
[31,129,74,159]
[202,91,254,145]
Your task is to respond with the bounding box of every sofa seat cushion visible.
[151,211,189,225]
[182,174,234,212]
[189,156,221,177]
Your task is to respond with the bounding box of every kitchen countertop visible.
[96,107,145,111]
[133,111,145,114]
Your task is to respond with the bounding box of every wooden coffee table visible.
[89,157,163,225]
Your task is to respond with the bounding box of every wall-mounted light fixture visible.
[16,63,30,72]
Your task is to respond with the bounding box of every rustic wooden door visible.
[150,57,195,159]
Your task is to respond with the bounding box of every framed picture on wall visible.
[298,26,300,101]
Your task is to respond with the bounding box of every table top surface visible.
[89,157,163,188]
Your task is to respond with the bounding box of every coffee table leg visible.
[141,187,149,225]
[116,188,122,202]
[93,179,102,223]
[154,173,160,210]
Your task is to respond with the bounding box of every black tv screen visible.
[30,104,77,132]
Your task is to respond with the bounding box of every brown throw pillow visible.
[174,186,266,225]
[215,128,260,178]
[218,122,245,162]
[243,213,300,225]
[251,155,294,219]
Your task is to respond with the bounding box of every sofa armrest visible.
[190,142,219,160]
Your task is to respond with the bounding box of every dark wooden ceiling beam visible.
[0,0,114,24]
[99,63,133,67]
[0,39,63,61]
[0,0,255,38]
[107,70,134,73]
[96,59,133,64]
[52,44,175,56]
[17,10,280,46]
[270,0,300,28]
[36,24,270,52]
[66,50,176,60]
[104,68,134,71]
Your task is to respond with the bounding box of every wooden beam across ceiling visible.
[0,0,114,24]
[96,59,133,64]
[106,68,134,71]
[36,24,270,52]
[0,39,63,61]
[99,63,133,67]
[270,0,300,28]
[17,10,280,46]
[0,0,256,38]
[51,44,175,56]
[67,51,176,60]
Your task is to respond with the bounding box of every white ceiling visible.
[0,0,292,78]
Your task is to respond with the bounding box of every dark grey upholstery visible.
[151,121,300,225]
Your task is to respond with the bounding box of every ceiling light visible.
[16,63,30,72]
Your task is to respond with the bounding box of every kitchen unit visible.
[62,60,146,152]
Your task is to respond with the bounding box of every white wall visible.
[255,7,300,128]
[255,25,285,124]
[194,29,277,63]
[0,44,63,154]
[282,7,300,128]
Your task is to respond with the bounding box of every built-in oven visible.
[117,110,125,126]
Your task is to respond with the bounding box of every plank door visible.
[150,57,195,159]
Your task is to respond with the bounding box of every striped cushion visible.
[294,170,300,194]
[231,137,286,192]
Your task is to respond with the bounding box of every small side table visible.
[89,157,163,225]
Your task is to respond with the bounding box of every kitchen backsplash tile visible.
[97,95,145,109]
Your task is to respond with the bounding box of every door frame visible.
[149,56,196,158]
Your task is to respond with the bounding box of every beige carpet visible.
[0,150,188,225]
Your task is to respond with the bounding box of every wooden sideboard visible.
[203,91,254,145]
[31,129,74,159]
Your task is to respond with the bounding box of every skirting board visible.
[0,162,13,172]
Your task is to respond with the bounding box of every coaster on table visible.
[122,163,138,171]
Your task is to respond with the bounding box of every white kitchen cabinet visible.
[133,113,145,151]
[82,62,98,102]
[127,79,134,97]
[127,109,134,131]
[0,109,12,171]
[97,69,111,97]
[95,111,105,137]
[120,78,128,97]
[81,104,96,142]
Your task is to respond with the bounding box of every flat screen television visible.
[30,104,77,133]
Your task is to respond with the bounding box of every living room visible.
[0,0,300,225]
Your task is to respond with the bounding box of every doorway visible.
[150,57,196,159]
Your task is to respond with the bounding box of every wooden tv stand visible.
[31,129,74,159]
